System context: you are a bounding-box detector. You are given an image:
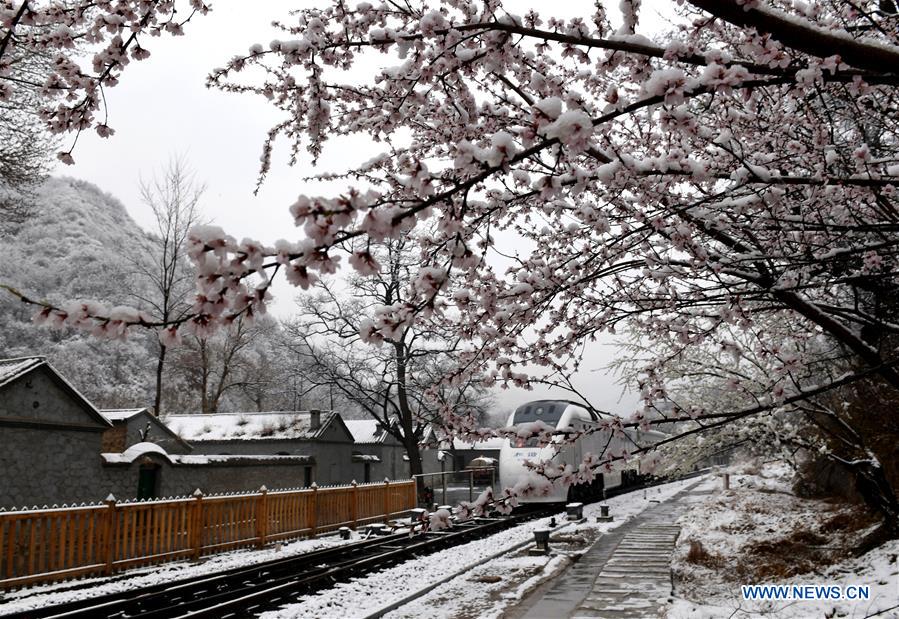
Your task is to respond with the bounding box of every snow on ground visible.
[263,477,702,619]
[0,530,362,614]
[665,461,899,618]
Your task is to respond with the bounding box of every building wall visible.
[120,411,191,455]
[420,447,446,475]
[0,368,412,508]
[0,367,104,426]
[350,442,411,483]
[101,425,128,452]
[187,439,363,486]
[0,426,109,508]
[101,456,316,499]
[0,367,112,508]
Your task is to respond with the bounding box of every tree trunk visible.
[849,460,899,554]
[405,436,424,478]
[200,340,210,414]
[153,343,167,416]
[393,340,424,479]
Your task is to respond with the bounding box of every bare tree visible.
[283,237,492,477]
[129,158,204,415]
[172,315,287,414]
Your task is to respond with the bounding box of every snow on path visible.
[263,477,705,619]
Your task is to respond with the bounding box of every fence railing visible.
[0,479,416,589]
[414,468,497,508]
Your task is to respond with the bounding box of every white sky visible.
[55,1,679,417]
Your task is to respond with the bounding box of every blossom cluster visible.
[17,0,899,493]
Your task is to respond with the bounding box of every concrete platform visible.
[509,481,713,619]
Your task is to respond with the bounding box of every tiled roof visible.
[344,419,389,444]
[100,408,147,421]
[163,411,329,442]
[0,357,45,388]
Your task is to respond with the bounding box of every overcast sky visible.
[55,1,679,418]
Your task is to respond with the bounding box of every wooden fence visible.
[0,479,416,589]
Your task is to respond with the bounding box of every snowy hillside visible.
[0,177,158,408]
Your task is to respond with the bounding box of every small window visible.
[304,466,313,488]
[364,462,371,484]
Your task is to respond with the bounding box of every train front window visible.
[514,435,547,448]
[511,402,566,446]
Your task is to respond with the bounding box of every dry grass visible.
[821,507,880,535]
[685,540,725,569]
[740,528,838,580]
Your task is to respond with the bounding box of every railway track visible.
[2,507,556,619]
[2,471,709,619]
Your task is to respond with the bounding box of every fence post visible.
[383,478,390,521]
[190,489,204,561]
[103,494,118,576]
[310,483,318,537]
[351,480,358,530]
[256,485,268,549]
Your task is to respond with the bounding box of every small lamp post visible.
[596,504,613,522]
[530,528,551,555]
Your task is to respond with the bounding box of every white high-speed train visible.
[498,399,665,503]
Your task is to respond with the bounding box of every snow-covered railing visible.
[0,479,416,589]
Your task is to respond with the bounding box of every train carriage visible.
[498,399,665,503]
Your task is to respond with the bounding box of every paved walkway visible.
[513,481,713,619]
[573,523,682,617]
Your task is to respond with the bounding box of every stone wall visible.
[188,439,366,486]
[0,366,113,508]
[101,426,127,452]
[0,426,109,508]
[0,366,106,427]
[119,410,191,455]
[101,455,315,499]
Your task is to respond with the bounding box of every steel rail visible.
[4,510,555,619]
[4,472,710,619]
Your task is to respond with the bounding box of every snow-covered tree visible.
[0,177,157,407]
[128,158,205,415]
[0,0,211,164]
[8,1,899,540]
[283,236,494,477]
[0,46,57,235]
[168,314,289,414]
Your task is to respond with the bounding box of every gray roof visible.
[344,419,390,444]
[99,408,147,421]
[163,411,336,442]
[0,357,46,389]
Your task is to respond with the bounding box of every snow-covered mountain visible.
[0,177,157,408]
